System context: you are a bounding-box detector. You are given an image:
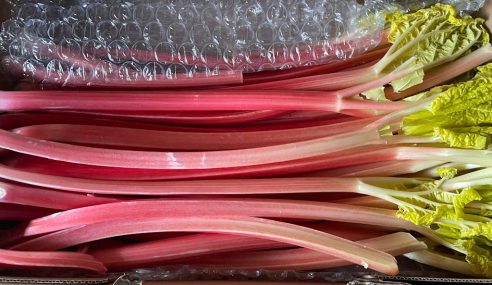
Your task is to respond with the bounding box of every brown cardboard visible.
[478,0,492,31]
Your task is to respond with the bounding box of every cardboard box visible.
[0,1,491,284]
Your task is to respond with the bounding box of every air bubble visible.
[278,21,299,42]
[48,21,72,43]
[201,5,222,27]
[201,43,221,65]
[22,59,44,81]
[190,24,211,46]
[82,39,106,61]
[68,62,91,85]
[73,20,95,41]
[300,22,321,43]
[267,42,288,64]
[246,43,267,64]
[9,38,27,58]
[119,61,142,81]
[143,21,165,45]
[156,5,177,27]
[235,24,254,47]
[93,60,117,82]
[280,62,297,70]
[17,3,42,21]
[120,21,142,43]
[23,19,47,40]
[143,62,166,81]
[65,5,85,23]
[133,4,155,24]
[166,63,189,79]
[46,59,67,82]
[290,42,312,63]
[289,2,313,23]
[212,25,233,45]
[32,38,57,61]
[86,3,109,23]
[266,3,287,23]
[168,22,188,44]
[2,20,23,36]
[131,40,154,64]
[256,22,275,44]
[190,63,209,75]
[240,64,255,73]
[155,41,176,63]
[177,5,198,26]
[45,5,65,22]
[107,40,130,63]
[110,5,132,22]
[244,4,265,27]
[96,20,119,43]
[323,19,345,40]
[178,42,199,64]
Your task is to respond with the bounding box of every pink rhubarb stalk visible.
[9,215,399,275]
[0,145,391,181]
[0,164,411,195]
[187,232,426,270]
[91,223,385,270]
[49,110,288,126]
[0,90,407,112]
[13,117,376,150]
[0,198,415,244]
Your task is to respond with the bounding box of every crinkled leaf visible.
[429,76,492,115]
[474,63,492,78]
[435,127,489,149]
[435,167,458,179]
[383,4,488,92]
[391,68,425,93]
[361,87,386,101]
[396,206,443,226]
[401,63,492,149]
[434,222,464,239]
[403,103,492,137]
[452,188,483,217]
[456,239,492,277]
[394,169,464,225]
[461,221,492,241]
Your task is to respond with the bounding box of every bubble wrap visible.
[0,0,486,87]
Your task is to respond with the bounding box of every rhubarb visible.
[9,215,399,275]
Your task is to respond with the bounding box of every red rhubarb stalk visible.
[0,248,106,273]
[0,204,56,221]
[0,181,120,210]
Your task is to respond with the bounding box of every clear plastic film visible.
[0,0,486,88]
